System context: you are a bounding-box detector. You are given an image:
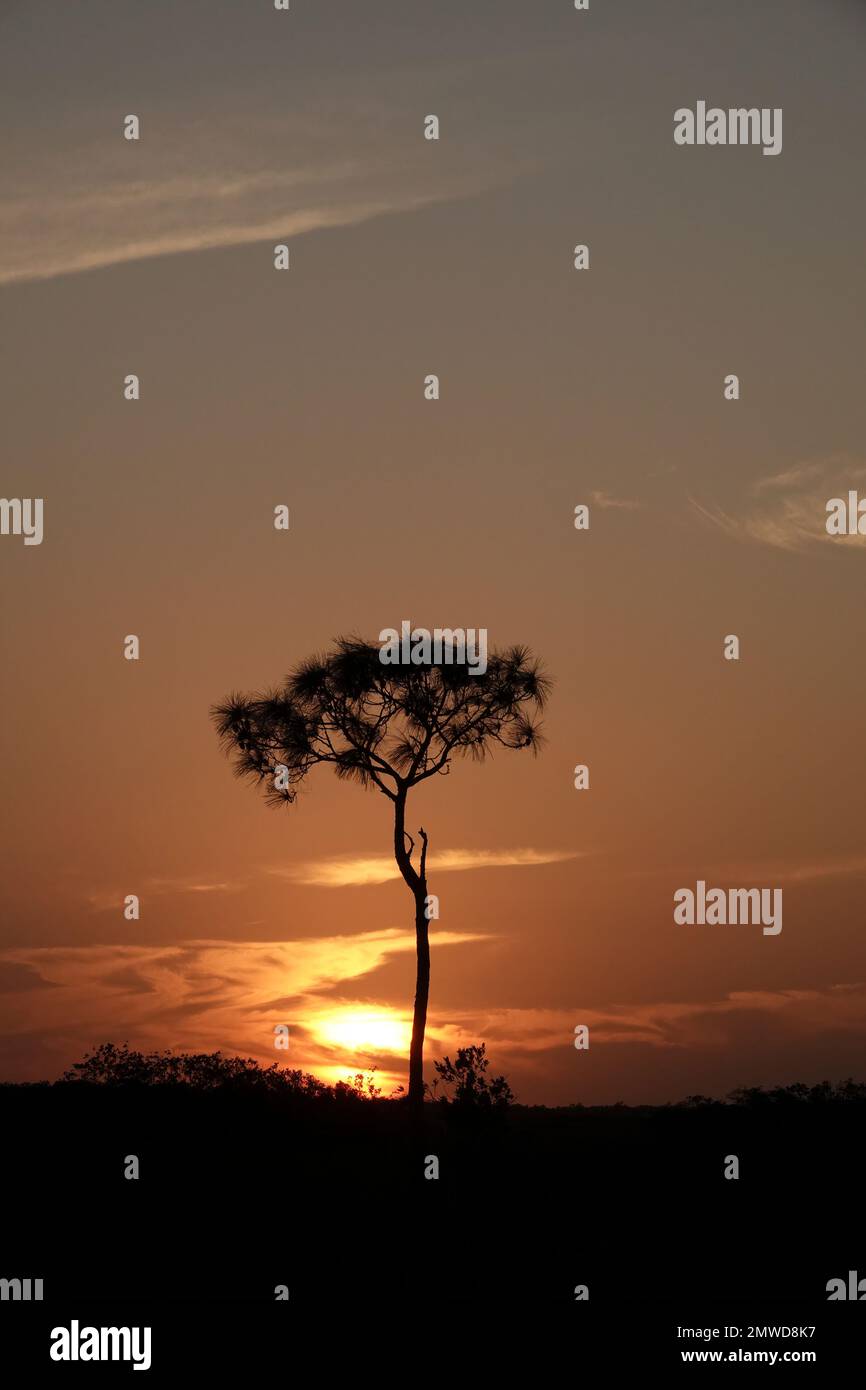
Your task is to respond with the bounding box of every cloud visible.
[629,852,866,885]
[99,967,158,996]
[429,982,866,1059]
[0,177,447,287]
[589,490,645,511]
[0,23,580,291]
[690,456,866,553]
[147,878,236,895]
[87,877,238,911]
[2,933,864,1102]
[0,80,520,287]
[742,853,866,884]
[276,847,582,888]
[0,929,486,1088]
[0,963,58,995]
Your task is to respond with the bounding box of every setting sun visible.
[314,1009,412,1056]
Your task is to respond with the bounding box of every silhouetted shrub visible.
[431,1044,514,1109]
[726,1079,866,1108]
[59,1042,374,1101]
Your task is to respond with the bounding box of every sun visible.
[315,1009,411,1056]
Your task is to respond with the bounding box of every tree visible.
[211,635,550,1107]
[432,1044,514,1109]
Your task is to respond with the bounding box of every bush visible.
[431,1044,514,1109]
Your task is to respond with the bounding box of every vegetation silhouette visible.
[59,1041,373,1100]
[212,634,550,1107]
[51,1042,866,1113]
[432,1044,515,1110]
[3,1047,866,1304]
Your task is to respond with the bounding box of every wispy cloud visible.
[0,177,447,287]
[739,853,866,885]
[690,456,866,553]
[430,982,866,1059]
[276,847,582,888]
[629,851,866,885]
[0,929,486,1088]
[2,936,863,1100]
[0,72,526,287]
[589,490,645,512]
[87,877,238,912]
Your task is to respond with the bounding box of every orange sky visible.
[1,0,866,1102]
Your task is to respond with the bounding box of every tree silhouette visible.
[433,1044,515,1109]
[59,1042,380,1101]
[211,635,550,1107]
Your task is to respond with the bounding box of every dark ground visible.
[1,1078,864,1370]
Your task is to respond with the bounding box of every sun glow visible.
[314,1009,412,1055]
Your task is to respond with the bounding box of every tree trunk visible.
[393,788,429,1109]
[407,885,430,1107]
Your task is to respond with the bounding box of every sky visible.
[1,0,865,1103]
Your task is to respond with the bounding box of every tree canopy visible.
[211,634,551,807]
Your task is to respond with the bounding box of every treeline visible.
[3,1042,865,1110]
[55,1042,381,1099]
[679,1079,866,1108]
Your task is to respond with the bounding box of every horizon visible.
[9,1035,866,1113]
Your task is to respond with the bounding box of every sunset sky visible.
[1,0,865,1103]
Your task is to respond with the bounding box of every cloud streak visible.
[455,984,866,1052]
[1,936,863,1102]
[276,847,582,888]
[690,457,866,553]
[0,70,529,288]
[589,490,645,512]
[0,180,447,287]
[87,877,239,912]
[0,930,487,1088]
